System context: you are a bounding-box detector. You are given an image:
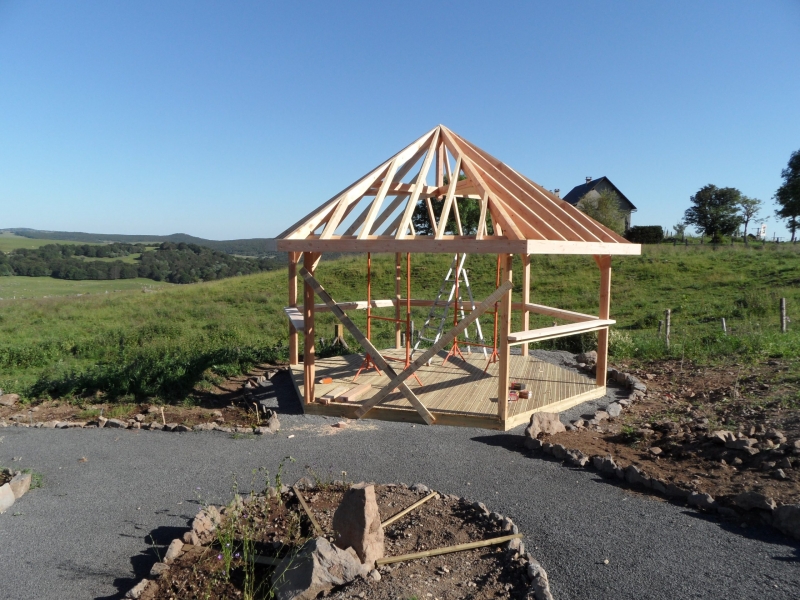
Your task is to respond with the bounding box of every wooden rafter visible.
[435,156,461,240]
[396,129,440,240]
[359,157,400,239]
[276,125,641,256]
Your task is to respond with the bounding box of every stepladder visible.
[412,253,487,361]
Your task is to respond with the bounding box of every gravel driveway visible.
[1,369,798,600]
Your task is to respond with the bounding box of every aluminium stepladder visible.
[411,253,487,361]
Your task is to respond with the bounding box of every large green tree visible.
[775,149,800,243]
[738,196,763,245]
[577,189,626,234]
[683,184,742,240]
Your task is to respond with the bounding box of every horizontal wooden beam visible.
[277,237,640,255]
[507,319,615,344]
[514,303,598,323]
[310,299,598,326]
[283,307,305,332]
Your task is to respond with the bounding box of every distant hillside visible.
[1,241,282,283]
[6,228,280,258]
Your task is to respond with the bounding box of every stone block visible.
[332,482,384,565]
[9,472,31,499]
[0,483,15,513]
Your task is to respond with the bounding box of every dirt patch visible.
[551,359,800,505]
[0,364,284,429]
[143,484,533,600]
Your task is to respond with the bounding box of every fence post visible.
[721,318,727,335]
[665,309,671,349]
[781,298,787,333]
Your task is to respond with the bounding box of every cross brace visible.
[354,279,513,419]
[298,268,436,425]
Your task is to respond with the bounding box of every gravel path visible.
[1,366,798,600]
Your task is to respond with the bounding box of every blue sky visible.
[1,1,798,240]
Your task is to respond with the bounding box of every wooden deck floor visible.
[290,349,605,430]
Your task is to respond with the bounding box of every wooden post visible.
[781,298,787,333]
[303,252,320,405]
[595,255,611,388]
[521,254,531,357]
[288,251,299,366]
[665,308,671,349]
[395,252,402,349]
[721,318,727,334]
[497,254,513,422]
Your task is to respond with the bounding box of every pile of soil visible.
[551,359,800,505]
[144,484,532,600]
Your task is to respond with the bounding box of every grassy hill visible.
[5,228,280,257]
[0,244,798,402]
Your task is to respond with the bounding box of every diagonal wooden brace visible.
[298,268,436,425]
[355,280,513,418]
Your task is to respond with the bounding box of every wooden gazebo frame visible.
[277,125,640,430]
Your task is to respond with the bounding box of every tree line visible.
[0,242,282,283]
[580,147,800,244]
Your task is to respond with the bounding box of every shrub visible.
[626,226,664,244]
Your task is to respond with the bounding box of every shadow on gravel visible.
[470,433,526,452]
[95,525,187,600]
[680,509,800,557]
[253,370,303,415]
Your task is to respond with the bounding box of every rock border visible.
[0,468,33,514]
[530,357,800,542]
[0,409,280,436]
[524,426,800,542]
[124,479,554,600]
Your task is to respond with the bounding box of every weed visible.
[620,424,642,446]
[75,408,100,420]
[273,456,295,498]
[21,468,43,489]
[304,465,335,491]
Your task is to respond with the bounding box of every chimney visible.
[553,188,560,198]
[585,176,592,184]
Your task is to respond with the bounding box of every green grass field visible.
[0,232,102,253]
[0,276,171,299]
[1,243,798,402]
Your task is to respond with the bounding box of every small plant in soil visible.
[143,483,536,600]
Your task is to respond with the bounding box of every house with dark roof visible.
[560,177,637,231]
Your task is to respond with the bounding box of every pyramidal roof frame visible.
[276,125,641,255]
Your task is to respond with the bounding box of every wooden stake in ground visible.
[721,318,727,335]
[665,308,671,349]
[292,485,324,537]
[375,533,523,566]
[781,298,787,333]
[381,491,438,528]
[160,407,166,426]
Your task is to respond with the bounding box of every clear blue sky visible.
[1,1,798,240]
